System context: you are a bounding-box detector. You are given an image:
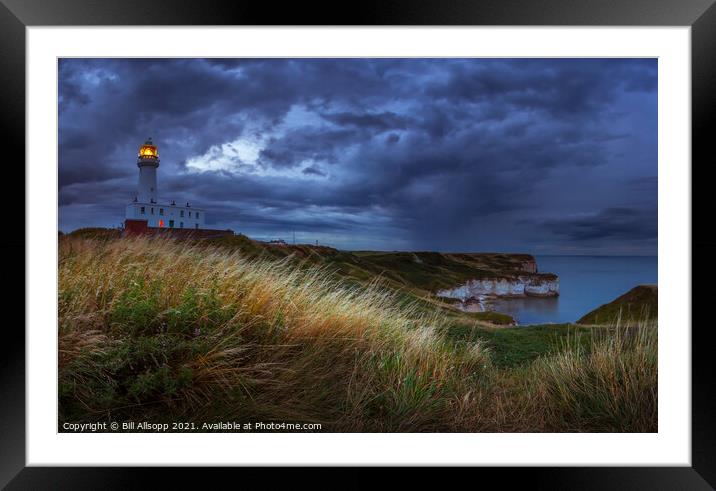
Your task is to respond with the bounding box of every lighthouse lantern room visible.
[125,138,206,230]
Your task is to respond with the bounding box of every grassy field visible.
[58,235,657,432]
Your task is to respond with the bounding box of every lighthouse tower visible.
[136,138,159,203]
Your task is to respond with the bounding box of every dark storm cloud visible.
[302,165,326,177]
[258,127,356,169]
[425,59,656,118]
[58,58,657,253]
[540,207,657,242]
[321,111,413,132]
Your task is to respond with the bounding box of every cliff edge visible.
[577,285,657,325]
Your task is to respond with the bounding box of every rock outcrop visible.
[437,273,559,300]
[518,258,538,274]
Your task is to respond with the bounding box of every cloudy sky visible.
[59,58,657,254]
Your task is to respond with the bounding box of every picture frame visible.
[3,0,713,486]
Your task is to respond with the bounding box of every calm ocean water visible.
[488,256,658,325]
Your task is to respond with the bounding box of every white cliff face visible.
[437,275,559,299]
[524,276,559,296]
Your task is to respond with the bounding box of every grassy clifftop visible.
[578,285,658,325]
[205,234,542,291]
[197,234,553,326]
[58,235,657,432]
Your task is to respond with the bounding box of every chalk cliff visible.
[437,273,559,300]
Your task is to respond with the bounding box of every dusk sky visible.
[58,58,657,254]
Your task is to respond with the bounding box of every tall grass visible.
[58,236,656,432]
[531,322,657,432]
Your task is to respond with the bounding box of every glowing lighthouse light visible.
[139,143,158,158]
[125,138,207,232]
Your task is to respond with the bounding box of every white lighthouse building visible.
[125,138,206,230]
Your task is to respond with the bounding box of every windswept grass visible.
[58,236,657,432]
[531,321,658,431]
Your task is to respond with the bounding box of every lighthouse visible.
[136,138,159,203]
[125,138,209,231]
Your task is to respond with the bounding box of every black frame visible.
[2,0,713,487]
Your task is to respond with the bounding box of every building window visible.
[169,220,174,228]
[196,212,200,219]
[180,210,184,217]
[195,223,199,229]
[151,207,154,215]
[188,211,192,218]
[180,222,183,228]
[160,208,164,216]
[140,207,145,214]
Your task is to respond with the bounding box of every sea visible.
[487,256,658,325]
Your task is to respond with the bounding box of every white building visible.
[125,138,206,230]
